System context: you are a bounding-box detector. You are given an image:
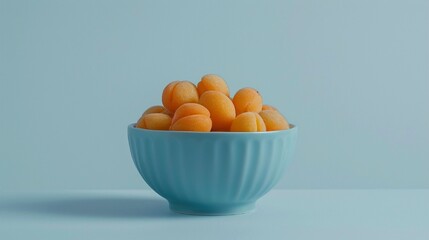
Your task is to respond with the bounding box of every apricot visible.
[259,110,289,131]
[261,104,277,111]
[197,74,230,97]
[199,91,236,131]
[143,105,172,116]
[162,81,199,113]
[232,88,263,115]
[230,112,266,132]
[136,113,172,130]
[171,103,210,125]
[170,115,212,132]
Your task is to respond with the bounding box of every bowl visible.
[127,124,298,215]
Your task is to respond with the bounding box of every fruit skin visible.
[143,105,172,117]
[232,87,263,115]
[136,113,172,130]
[261,105,277,111]
[170,115,212,132]
[230,112,266,132]
[199,90,236,131]
[171,103,211,125]
[162,81,199,113]
[197,74,230,97]
[259,110,289,131]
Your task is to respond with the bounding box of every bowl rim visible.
[128,123,296,135]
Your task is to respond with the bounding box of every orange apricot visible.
[162,81,199,113]
[199,90,236,131]
[232,87,263,115]
[136,113,172,130]
[259,110,289,131]
[171,103,210,125]
[230,112,266,132]
[197,74,230,97]
[143,105,172,116]
[170,115,212,132]
[261,104,277,111]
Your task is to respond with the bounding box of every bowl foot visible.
[169,201,256,216]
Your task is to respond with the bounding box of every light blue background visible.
[1,0,428,191]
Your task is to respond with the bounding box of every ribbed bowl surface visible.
[128,124,298,215]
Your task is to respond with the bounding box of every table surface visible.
[1,189,428,240]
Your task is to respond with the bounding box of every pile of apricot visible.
[136,74,290,132]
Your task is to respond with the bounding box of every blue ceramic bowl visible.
[128,124,298,215]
